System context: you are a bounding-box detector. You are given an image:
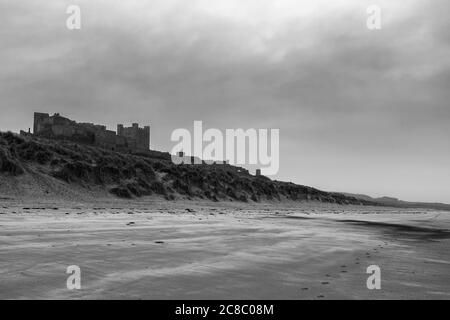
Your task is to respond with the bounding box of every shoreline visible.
[1,200,449,299]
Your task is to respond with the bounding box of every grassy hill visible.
[0,131,381,205]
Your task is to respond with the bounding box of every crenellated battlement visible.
[32,112,150,152]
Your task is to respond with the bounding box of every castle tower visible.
[33,112,49,134]
[115,122,150,151]
[117,124,124,136]
[144,125,150,150]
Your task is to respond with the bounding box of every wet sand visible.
[0,200,449,299]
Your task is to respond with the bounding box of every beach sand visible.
[0,199,449,299]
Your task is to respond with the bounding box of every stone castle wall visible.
[33,112,150,152]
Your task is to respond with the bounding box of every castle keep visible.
[33,113,150,152]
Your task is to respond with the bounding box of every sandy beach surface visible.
[0,198,449,300]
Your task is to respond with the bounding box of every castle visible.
[32,112,150,152]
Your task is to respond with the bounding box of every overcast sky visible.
[1,0,449,203]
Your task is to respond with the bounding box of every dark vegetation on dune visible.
[0,131,374,204]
